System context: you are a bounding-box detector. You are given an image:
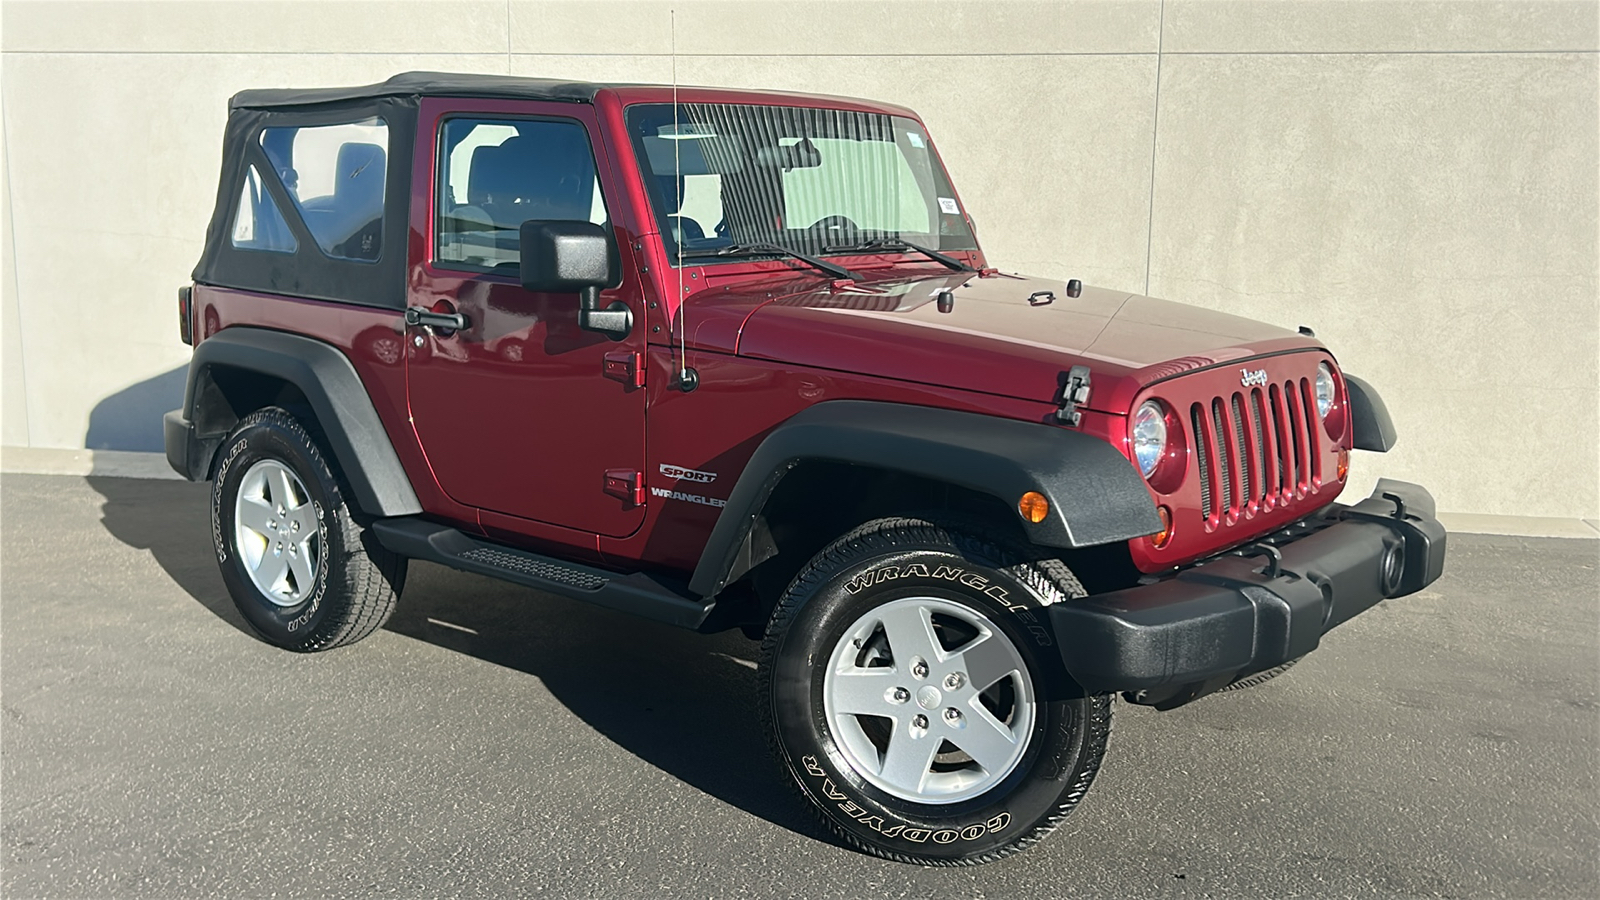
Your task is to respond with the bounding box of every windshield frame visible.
[624,101,979,269]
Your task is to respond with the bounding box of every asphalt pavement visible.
[2,473,1596,898]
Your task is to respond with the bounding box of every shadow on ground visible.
[86,366,187,452]
[85,474,821,843]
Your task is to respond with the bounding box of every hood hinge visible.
[1056,365,1091,426]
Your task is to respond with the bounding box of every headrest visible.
[334,142,386,198]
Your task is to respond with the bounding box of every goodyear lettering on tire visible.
[801,755,1010,842]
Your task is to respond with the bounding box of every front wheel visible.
[759,518,1112,865]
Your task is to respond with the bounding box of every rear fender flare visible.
[184,326,422,517]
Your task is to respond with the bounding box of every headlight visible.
[1315,363,1335,419]
[1132,401,1166,478]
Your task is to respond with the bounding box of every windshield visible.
[626,103,978,264]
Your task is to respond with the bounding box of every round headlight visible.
[1132,401,1166,479]
[1315,363,1335,419]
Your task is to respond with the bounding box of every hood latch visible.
[1056,365,1092,426]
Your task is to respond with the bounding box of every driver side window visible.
[435,117,608,271]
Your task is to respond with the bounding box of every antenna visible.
[672,8,698,392]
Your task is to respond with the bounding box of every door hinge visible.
[603,350,645,388]
[1056,365,1091,426]
[604,468,646,507]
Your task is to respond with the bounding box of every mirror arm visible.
[577,285,633,341]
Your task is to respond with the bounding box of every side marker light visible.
[1018,492,1050,524]
[1337,447,1350,481]
[1150,505,1173,548]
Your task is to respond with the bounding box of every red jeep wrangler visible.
[166,72,1446,865]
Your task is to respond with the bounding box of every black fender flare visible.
[1345,374,1398,452]
[181,327,422,517]
[687,400,1161,597]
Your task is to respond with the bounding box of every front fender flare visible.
[1345,374,1398,452]
[688,400,1161,597]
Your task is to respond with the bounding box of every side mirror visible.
[518,220,631,340]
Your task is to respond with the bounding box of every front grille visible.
[1191,377,1319,524]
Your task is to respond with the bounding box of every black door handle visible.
[405,306,468,332]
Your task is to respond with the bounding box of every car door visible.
[405,98,647,538]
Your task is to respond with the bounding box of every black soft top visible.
[231,71,607,110]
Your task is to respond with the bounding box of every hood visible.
[716,270,1322,412]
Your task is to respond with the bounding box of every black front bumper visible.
[1052,479,1446,708]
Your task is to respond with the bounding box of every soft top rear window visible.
[193,98,417,310]
[258,119,390,262]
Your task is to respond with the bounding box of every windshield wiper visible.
[681,243,860,281]
[824,237,975,272]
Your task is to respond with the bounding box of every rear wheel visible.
[211,407,405,652]
[759,517,1112,865]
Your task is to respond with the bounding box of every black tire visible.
[1218,656,1303,693]
[758,517,1113,866]
[211,407,405,652]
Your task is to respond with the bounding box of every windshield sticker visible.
[937,197,961,215]
[906,132,925,149]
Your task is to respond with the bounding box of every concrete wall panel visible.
[1164,0,1599,54]
[1147,52,1599,517]
[2,121,29,446]
[1,0,509,54]
[512,0,1161,56]
[508,52,675,84]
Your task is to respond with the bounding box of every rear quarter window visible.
[259,119,389,262]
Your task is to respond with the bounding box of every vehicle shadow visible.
[86,474,253,637]
[86,366,187,452]
[85,474,825,843]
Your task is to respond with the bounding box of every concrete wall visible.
[1,0,1595,518]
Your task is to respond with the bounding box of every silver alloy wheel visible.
[233,459,321,607]
[823,595,1035,804]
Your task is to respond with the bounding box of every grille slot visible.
[1251,388,1269,503]
[1271,383,1291,497]
[1286,382,1306,490]
[1301,377,1322,484]
[1192,403,1212,517]
[1231,393,1252,505]
[1211,399,1233,515]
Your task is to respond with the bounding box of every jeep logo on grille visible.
[1240,368,1269,387]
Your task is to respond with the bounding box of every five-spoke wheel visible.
[233,459,322,606]
[824,596,1033,804]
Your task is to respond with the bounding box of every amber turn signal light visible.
[1018,491,1050,524]
[1336,447,1350,481]
[1150,505,1173,548]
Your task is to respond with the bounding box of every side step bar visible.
[371,517,714,630]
